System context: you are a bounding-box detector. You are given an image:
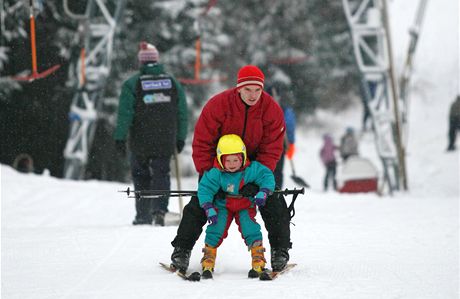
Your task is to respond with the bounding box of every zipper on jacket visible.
[242,105,249,140]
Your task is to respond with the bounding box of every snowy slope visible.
[1,0,459,298]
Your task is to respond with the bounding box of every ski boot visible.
[271,247,290,272]
[171,247,191,274]
[248,242,267,278]
[201,244,217,279]
[132,214,152,225]
[153,211,165,227]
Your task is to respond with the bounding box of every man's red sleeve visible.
[256,103,286,171]
[192,101,221,175]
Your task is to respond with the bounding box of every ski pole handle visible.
[274,188,305,196]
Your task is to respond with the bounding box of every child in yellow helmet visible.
[197,134,275,279]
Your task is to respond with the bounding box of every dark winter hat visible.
[236,65,265,89]
[138,41,159,63]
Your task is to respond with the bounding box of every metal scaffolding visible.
[63,0,125,179]
[342,0,410,193]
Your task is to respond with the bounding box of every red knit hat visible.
[236,65,265,89]
[138,41,159,63]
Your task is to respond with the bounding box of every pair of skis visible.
[159,262,296,281]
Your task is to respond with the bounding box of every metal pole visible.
[29,0,37,76]
[173,149,184,218]
[382,0,408,190]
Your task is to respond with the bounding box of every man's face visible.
[238,85,263,106]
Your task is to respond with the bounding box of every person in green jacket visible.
[113,42,188,226]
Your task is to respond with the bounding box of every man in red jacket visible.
[170,65,292,274]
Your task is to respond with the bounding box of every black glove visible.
[239,183,259,197]
[115,140,126,157]
[176,140,185,154]
[214,188,226,200]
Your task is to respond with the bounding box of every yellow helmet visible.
[216,134,247,169]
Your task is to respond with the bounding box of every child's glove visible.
[254,188,271,207]
[202,202,218,225]
[286,143,295,160]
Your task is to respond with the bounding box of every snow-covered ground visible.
[2,0,459,298]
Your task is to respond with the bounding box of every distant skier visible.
[113,41,188,226]
[197,134,275,279]
[447,95,460,151]
[339,127,359,161]
[320,134,337,191]
[266,82,296,188]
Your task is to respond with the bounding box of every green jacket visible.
[450,96,460,121]
[113,63,188,145]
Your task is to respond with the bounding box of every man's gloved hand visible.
[254,188,271,207]
[214,188,226,200]
[115,140,126,157]
[202,202,218,225]
[176,140,185,154]
[286,143,295,160]
[239,183,259,197]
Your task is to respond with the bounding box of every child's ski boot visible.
[201,244,217,279]
[248,242,267,278]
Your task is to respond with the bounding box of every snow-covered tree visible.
[1,0,360,179]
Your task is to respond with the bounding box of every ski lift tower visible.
[342,0,408,193]
[63,0,125,179]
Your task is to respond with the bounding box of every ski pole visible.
[127,193,196,199]
[173,148,184,218]
[118,187,198,196]
[119,187,305,197]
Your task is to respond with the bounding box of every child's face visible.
[223,154,243,172]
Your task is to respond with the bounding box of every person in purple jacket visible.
[320,134,337,191]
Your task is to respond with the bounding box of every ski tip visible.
[201,269,213,280]
[159,262,168,268]
[159,262,176,272]
[259,263,297,281]
[160,262,201,282]
[159,262,171,268]
[259,271,273,281]
[187,272,201,282]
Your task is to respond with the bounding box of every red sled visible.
[338,156,379,193]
